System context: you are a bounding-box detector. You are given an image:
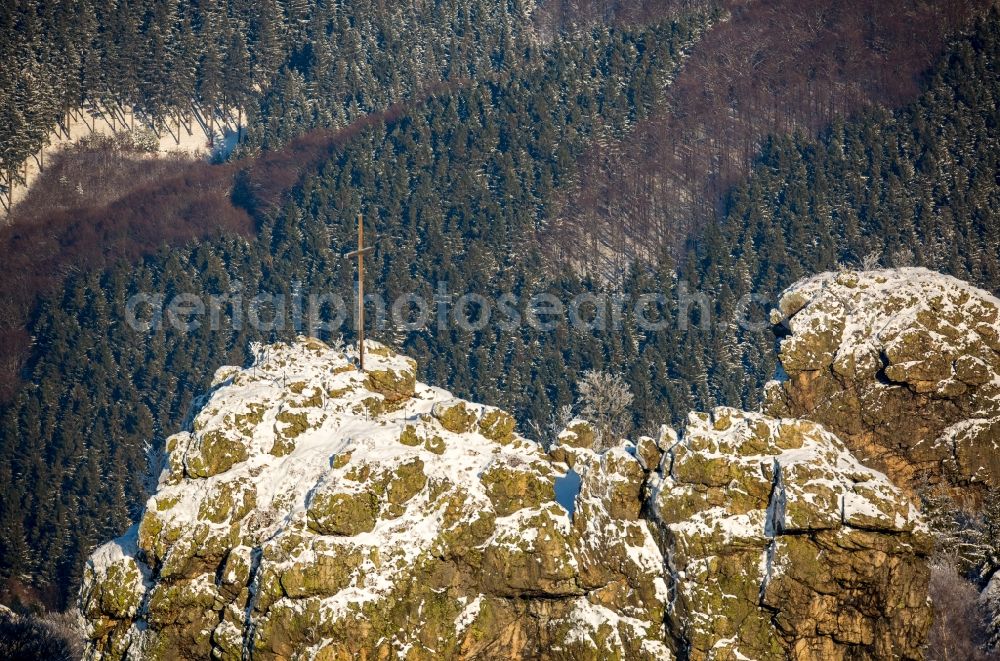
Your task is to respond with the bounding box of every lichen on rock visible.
[79,333,940,661]
[651,407,932,661]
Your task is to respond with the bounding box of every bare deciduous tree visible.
[576,370,634,451]
[982,573,1000,656]
[926,561,994,661]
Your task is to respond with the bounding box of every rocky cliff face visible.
[650,408,930,660]
[81,338,931,660]
[765,268,1000,498]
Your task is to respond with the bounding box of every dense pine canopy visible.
[0,0,544,184]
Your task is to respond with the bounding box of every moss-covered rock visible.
[766,268,1000,499]
[81,554,144,623]
[424,434,447,454]
[233,402,267,436]
[481,506,581,597]
[184,429,249,478]
[279,546,363,598]
[196,479,256,524]
[219,546,253,595]
[307,489,379,536]
[432,400,478,433]
[557,420,596,450]
[288,384,324,408]
[653,407,931,661]
[268,434,295,457]
[86,336,936,661]
[385,458,426,507]
[477,409,517,443]
[634,436,662,472]
[480,461,555,516]
[274,409,310,440]
[399,424,421,446]
[363,356,416,402]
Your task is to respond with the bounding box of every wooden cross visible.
[344,213,374,371]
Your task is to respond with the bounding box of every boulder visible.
[80,338,936,660]
[80,338,670,660]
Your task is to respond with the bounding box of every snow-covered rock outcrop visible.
[80,337,932,660]
[80,339,669,660]
[766,268,1000,496]
[651,408,931,660]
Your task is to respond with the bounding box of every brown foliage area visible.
[241,104,410,215]
[239,82,461,216]
[0,91,448,403]
[546,0,989,279]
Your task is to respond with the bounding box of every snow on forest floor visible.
[1,101,244,221]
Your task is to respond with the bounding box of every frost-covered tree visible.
[975,489,1000,583]
[917,483,992,576]
[926,561,993,661]
[576,370,634,450]
[530,403,574,450]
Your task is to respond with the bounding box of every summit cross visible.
[344,213,374,371]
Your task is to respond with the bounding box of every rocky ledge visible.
[81,337,931,660]
[765,267,1000,497]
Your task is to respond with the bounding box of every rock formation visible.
[651,408,930,660]
[81,337,932,660]
[765,268,1000,498]
[80,339,669,660]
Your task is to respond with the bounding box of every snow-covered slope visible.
[3,102,242,220]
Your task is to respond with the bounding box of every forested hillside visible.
[0,9,715,606]
[0,0,540,196]
[680,15,1000,403]
[3,0,1000,616]
[546,0,989,276]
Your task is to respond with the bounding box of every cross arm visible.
[344,246,375,259]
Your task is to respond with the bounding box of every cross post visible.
[344,213,374,370]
